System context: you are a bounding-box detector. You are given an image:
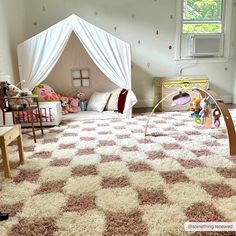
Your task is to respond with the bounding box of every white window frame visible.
[175,0,233,62]
[182,0,225,34]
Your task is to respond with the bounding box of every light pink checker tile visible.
[146,151,169,160]
[49,158,72,167]
[59,143,76,149]
[162,143,183,150]
[191,149,213,157]
[77,148,95,155]
[98,140,116,146]
[121,146,139,152]
[100,155,122,163]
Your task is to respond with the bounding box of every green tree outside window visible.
[182,0,224,33]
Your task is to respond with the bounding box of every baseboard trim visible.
[221,96,233,104]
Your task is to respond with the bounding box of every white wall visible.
[234,1,236,104]
[0,0,26,84]
[0,0,26,125]
[2,0,236,106]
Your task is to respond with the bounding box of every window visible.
[71,69,90,87]
[182,0,224,34]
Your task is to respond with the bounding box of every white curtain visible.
[17,14,137,118]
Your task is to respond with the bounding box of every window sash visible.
[182,0,224,22]
[182,0,225,34]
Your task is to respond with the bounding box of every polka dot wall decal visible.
[170,15,173,19]
[224,67,228,71]
[33,22,38,26]
[131,13,135,19]
[138,40,141,44]
[42,6,46,11]
[156,30,159,35]
[114,26,117,31]
[169,45,172,50]
[94,11,98,16]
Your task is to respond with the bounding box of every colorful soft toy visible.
[33,84,59,102]
[59,96,70,114]
[190,97,202,124]
[68,97,80,113]
[199,97,210,125]
[77,91,87,111]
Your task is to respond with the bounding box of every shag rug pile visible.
[0,110,236,236]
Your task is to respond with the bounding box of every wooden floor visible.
[133,104,236,113]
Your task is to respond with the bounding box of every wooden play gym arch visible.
[144,87,236,156]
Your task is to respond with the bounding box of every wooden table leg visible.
[17,134,24,164]
[1,144,11,178]
[36,99,44,135]
[30,110,36,143]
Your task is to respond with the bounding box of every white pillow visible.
[87,91,111,112]
[105,88,122,111]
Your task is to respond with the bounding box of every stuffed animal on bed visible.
[77,91,87,111]
[33,84,59,102]
[59,96,70,114]
[68,97,80,113]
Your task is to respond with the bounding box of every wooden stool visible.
[0,125,24,178]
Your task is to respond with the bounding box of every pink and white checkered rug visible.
[0,110,236,236]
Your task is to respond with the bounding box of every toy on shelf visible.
[213,107,221,128]
[144,87,236,156]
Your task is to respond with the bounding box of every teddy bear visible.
[68,97,80,113]
[59,96,70,114]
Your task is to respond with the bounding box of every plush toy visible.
[213,107,221,128]
[77,91,87,111]
[68,97,80,113]
[33,84,59,102]
[190,98,202,124]
[199,97,210,125]
[0,81,32,108]
[59,96,70,114]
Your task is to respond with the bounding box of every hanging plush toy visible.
[199,97,210,125]
[190,97,202,124]
[213,108,221,128]
[171,91,191,107]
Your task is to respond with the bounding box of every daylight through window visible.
[182,0,224,34]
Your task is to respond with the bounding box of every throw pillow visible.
[87,91,111,112]
[118,89,128,113]
[105,88,123,111]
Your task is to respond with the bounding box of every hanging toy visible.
[199,97,210,125]
[213,108,221,128]
[171,91,191,107]
[190,98,202,124]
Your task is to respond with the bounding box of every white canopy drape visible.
[17,14,137,118]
